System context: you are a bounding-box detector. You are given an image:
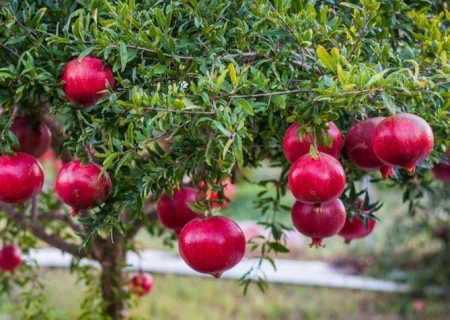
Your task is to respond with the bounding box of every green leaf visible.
[366,69,389,87]
[381,93,397,115]
[316,45,335,71]
[233,98,254,115]
[272,95,286,110]
[268,242,290,253]
[119,42,128,72]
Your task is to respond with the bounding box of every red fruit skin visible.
[282,122,343,163]
[178,216,246,277]
[11,117,52,158]
[130,272,154,296]
[62,56,114,107]
[288,152,346,204]
[432,158,450,183]
[0,245,22,272]
[338,215,376,243]
[345,118,393,178]
[291,199,346,247]
[0,153,44,203]
[372,113,434,172]
[55,160,111,210]
[157,187,201,233]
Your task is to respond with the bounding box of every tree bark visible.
[99,232,127,320]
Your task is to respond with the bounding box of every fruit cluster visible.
[284,114,435,247]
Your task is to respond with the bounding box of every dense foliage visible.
[0,0,448,319]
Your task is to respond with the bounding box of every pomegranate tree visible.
[0,152,44,203]
[178,215,245,277]
[130,272,154,297]
[62,56,114,107]
[157,187,201,234]
[11,116,52,158]
[372,113,434,173]
[345,118,393,179]
[282,122,343,163]
[433,154,450,183]
[55,160,112,211]
[0,244,22,272]
[288,152,346,205]
[291,199,346,247]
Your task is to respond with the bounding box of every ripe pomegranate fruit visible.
[291,199,346,247]
[282,122,343,163]
[0,244,22,272]
[0,153,44,203]
[11,116,52,158]
[432,154,450,183]
[288,152,346,205]
[178,215,246,277]
[130,272,154,296]
[157,187,201,234]
[345,118,393,178]
[62,56,114,107]
[339,214,376,244]
[55,160,111,211]
[198,177,236,208]
[372,113,434,173]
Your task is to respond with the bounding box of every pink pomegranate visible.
[157,187,201,234]
[62,56,114,107]
[283,122,343,163]
[178,216,246,277]
[288,152,346,205]
[432,153,450,183]
[130,272,154,296]
[339,214,376,243]
[55,160,111,211]
[0,244,22,272]
[11,116,52,158]
[372,113,434,173]
[345,118,393,178]
[0,152,44,203]
[291,199,346,247]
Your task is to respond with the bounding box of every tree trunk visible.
[100,233,127,320]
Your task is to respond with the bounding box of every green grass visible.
[1,269,448,320]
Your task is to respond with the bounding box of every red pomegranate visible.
[55,160,111,211]
[345,118,393,178]
[282,122,343,163]
[288,152,346,205]
[178,215,246,277]
[11,116,52,158]
[291,199,346,247]
[62,56,114,107]
[432,154,450,183]
[198,177,236,208]
[157,187,201,233]
[372,113,434,173]
[339,214,376,244]
[0,244,22,272]
[0,152,44,203]
[130,272,154,296]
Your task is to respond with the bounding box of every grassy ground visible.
[1,269,448,320]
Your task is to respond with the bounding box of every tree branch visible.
[0,203,83,257]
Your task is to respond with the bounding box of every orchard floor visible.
[1,269,448,320]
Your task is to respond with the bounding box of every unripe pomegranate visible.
[0,153,44,203]
[339,214,376,244]
[55,160,111,211]
[372,113,434,173]
[157,187,201,233]
[291,199,346,247]
[432,154,450,183]
[345,118,393,178]
[288,152,346,205]
[130,272,154,297]
[0,244,22,272]
[178,216,246,277]
[62,56,114,107]
[282,122,343,163]
[11,117,52,158]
